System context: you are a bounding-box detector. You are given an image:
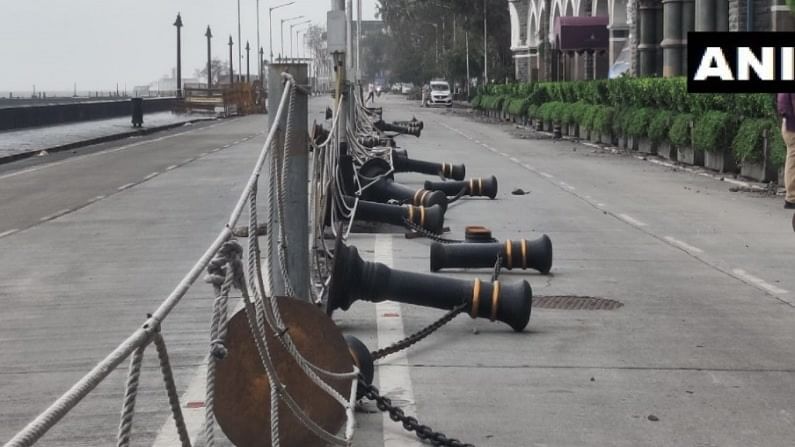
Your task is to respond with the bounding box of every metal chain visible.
[360,380,475,447]
[370,303,467,361]
[401,218,463,244]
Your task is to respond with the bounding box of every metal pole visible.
[483,0,488,83]
[237,0,242,82]
[356,0,362,80]
[267,63,310,300]
[281,20,285,60]
[229,35,234,84]
[270,9,274,62]
[206,26,213,88]
[174,13,183,98]
[346,0,353,75]
[257,0,261,81]
[291,24,294,59]
[466,31,470,97]
[246,41,251,83]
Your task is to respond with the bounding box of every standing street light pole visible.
[290,20,311,60]
[237,0,242,83]
[483,0,488,84]
[257,0,261,81]
[205,26,213,88]
[174,13,183,98]
[356,0,362,80]
[246,41,251,83]
[269,2,295,63]
[281,16,304,61]
[228,35,235,84]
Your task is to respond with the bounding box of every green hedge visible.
[669,114,694,148]
[472,78,784,168]
[648,110,674,144]
[474,78,775,119]
[693,111,735,153]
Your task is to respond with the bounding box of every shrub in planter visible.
[507,98,530,117]
[648,110,674,144]
[732,119,771,163]
[693,111,735,153]
[669,113,694,147]
[592,106,615,137]
[732,118,780,181]
[694,111,737,172]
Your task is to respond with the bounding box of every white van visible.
[426,80,452,107]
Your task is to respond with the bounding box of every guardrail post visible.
[267,63,310,300]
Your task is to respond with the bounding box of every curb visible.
[0,117,217,166]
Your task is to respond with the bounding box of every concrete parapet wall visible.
[0,97,181,131]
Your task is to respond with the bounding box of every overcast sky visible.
[0,0,379,93]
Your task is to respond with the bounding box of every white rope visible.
[2,74,295,447]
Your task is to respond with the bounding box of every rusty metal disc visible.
[214,296,354,447]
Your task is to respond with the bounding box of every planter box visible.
[657,142,677,161]
[677,145,704,166]
[626,135,640,151]
[741,159,778,182]
[568,123,580,138]
[534,119,544,131]
[635,137,657,155]
[618,135,629,149]
[589,130,602,144]
[704,149,738,173]
[545,121,554,132]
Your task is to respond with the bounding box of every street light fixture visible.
[290,19,312,60]
[269,1,295,63]
[281,15,305,62]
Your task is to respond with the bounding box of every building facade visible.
[508,0,795,81]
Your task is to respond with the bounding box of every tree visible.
[194,59,230,87]
[377,0,513,86]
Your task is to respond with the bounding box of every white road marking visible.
[117,183,135,191]
[0,229,19,238]
[144,172,159,181]
[540,172,554,179]
[663,236,704,254]
[732,269,789,295]
[200,152,209,157]
[374,235,422,447]
[559,182,576,191]
[509,156,520,163]
[597,202,606,207]
[151,362,208,446]
[0,123,217,181]
[499,151,509,157]
[523,163,535,170]
[222,144,231,149]
[40,208,72,222]
[618,213,647,227]
[211,148,221,152]
[166,164,178,171]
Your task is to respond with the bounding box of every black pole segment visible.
[358,158,449,211]
[340,196,445,234]
[430,235,553,274]
[392,151,466,181]
[328,239,533,332]
[424,175,498,199]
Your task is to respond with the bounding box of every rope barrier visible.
[3,73,361,447]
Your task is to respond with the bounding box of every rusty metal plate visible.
[533,295,623,310]
[214,297,354,447]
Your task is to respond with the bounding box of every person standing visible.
[777,93,795,208]
[366,83,375,105]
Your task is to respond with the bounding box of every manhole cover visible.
[533,296,623,310]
